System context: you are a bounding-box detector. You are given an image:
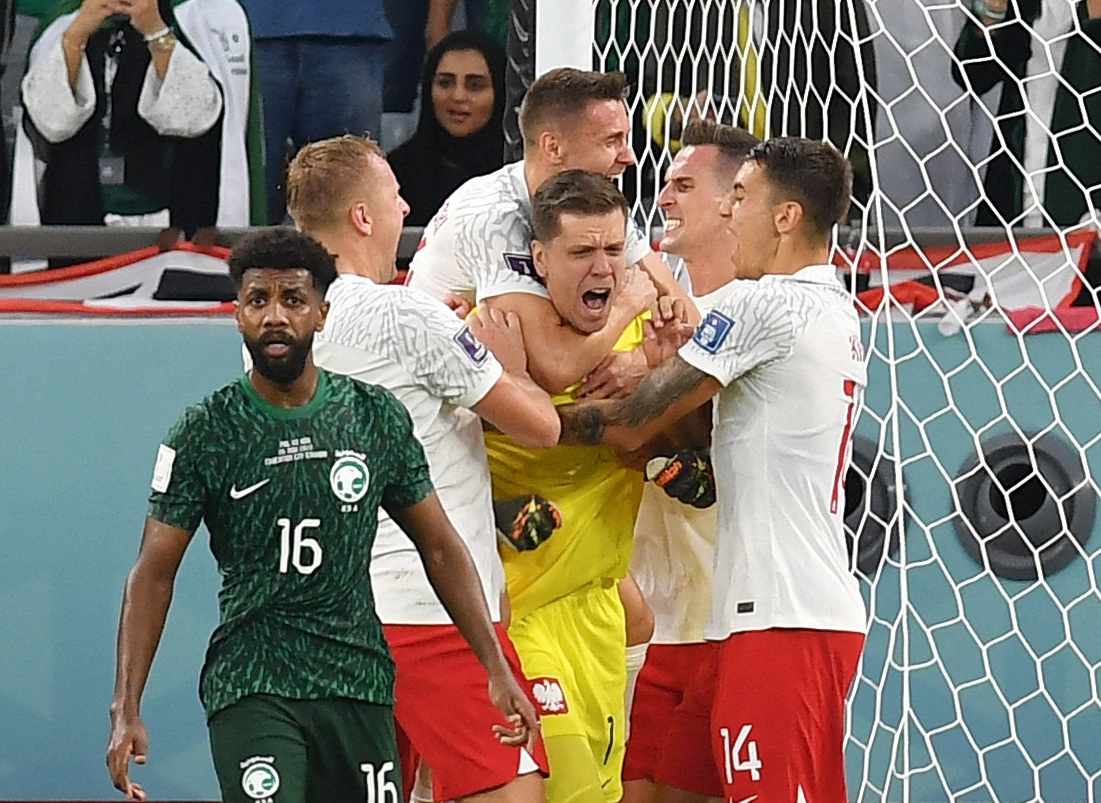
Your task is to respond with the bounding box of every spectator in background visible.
[383,0,489,121]
[388,29,505,227]
[237,0,391,224]
[10,0,261,235]
[953,0,1101,228]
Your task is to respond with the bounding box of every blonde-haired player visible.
[285,134,554,803]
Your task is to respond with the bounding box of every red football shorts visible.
[711,629,864,803]
[385,622,548,800]
[622,641,724,797]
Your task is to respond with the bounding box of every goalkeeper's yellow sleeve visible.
[543,733,608,803]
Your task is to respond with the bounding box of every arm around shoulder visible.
[558,354,722,452]
[487,291,644,395]
[473,371,560,448]
[463,304,560,446]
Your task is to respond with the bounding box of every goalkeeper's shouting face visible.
[530,169,630,334]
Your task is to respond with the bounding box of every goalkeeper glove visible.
[645,449,717,508]
[495,495,562,551]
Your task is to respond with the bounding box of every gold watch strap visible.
[146,31,177,54]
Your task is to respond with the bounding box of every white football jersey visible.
[630,281,737,644]
[631,486,718,644]
[314,275,506,625]
[678,264,868,638]
[407,161,654,304]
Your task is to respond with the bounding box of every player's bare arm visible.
[107,518,195,802]
[572,347,649,399]
[389,493,540,750]
[484,264,656,395]
[467,306,561,447]
[616,400,713,472]
[574,289,695,400]
[557,354,722,451]
[475,375,561,447]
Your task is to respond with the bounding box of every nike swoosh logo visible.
[229,478,270,499]
[732,796,758,803]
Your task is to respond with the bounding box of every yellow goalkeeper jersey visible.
[486,315,647,621]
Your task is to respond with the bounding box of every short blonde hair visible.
[286,135,386,232]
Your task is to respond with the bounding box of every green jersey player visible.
[106,228,538,803]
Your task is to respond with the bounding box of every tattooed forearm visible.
[614,356,710,427]
[559,403,607,445]
[559,356,712,445]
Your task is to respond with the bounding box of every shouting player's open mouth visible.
[575,285,614,330]
[582,288,610,311]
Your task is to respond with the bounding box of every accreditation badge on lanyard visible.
[98,26,127,186]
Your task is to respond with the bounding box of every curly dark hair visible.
[227,228,338,295]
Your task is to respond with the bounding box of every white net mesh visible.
[584,1,1101,800]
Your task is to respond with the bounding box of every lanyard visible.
[101,27,126,151]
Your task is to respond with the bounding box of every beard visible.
[243,331,313,386]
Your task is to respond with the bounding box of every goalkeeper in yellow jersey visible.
[484,170,690,803]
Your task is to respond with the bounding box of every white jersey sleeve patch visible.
[453,324,489,366]
[679,283,794,385]
[693,309,736,353]
[459,215,550,302]
[151,444,176,492]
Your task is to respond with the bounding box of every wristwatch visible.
[144,26,177,54]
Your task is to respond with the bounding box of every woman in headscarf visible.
[388,29,506,226]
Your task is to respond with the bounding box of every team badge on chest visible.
[330,455,370,504]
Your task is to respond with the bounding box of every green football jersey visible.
[147,369,433,718]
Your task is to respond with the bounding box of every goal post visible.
[527,2,1101,801]
[535,0,592,73]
